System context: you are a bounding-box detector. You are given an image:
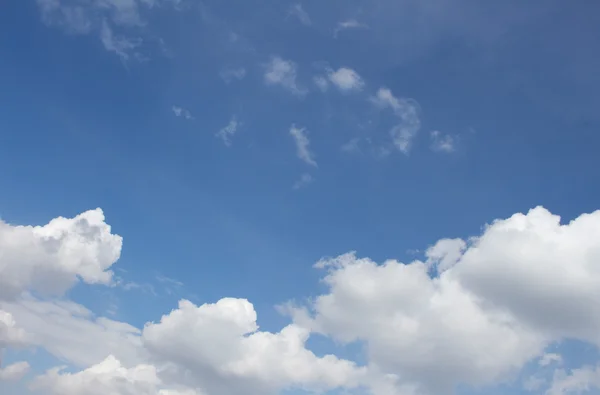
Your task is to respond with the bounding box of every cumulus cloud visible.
[142,298,364,395]
[5,206,600,395]
[264,57,306,96]
[289,206,600,394]
[327,67,365,92]
[31,355,199,395]
[216,117,239,146]
[0,208,122,301]
[289,125,317,167]
[371,87,421,154]
[430,130,457,153]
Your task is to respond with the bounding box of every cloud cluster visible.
[3,206,600,395]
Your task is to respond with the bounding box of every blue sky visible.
[1,1,600,395]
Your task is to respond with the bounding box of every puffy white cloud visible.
[0,361,30,381]
[143,298,364,395]
[328,67,365,92]
[289,125,317,167]
[0,208,122,301]
[216,117,239,147]
[290,207,600,394]
[31,355,200,395]
[371,88,421,154]
[264,57,306,96]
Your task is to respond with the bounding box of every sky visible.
[1,0,600,394]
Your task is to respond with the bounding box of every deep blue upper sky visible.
[1,1,600,394]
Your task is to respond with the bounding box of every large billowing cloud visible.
[142,298,365,395]
[288,206,600,394]
[3,206,600,394]
[0,208,122,300]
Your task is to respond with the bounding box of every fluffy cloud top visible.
[31,355,199,395]
[291,207,600,394]
[328,67,365,92]
[142,298,363,395]
[0,209,122,300]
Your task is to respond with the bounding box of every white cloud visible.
[547,365,600,395]
[288,4,311,26]
[0,208,122,301]
[100,20,142,61]
[172,106,194,120]
[219,67,246,83]
[6,206,600,395]
[36,0,180,60]
[142,298,364,395]
[293,173,313,190]
[264,57,306,96]
[327,67,365,92]
[0,310,28,349]
[216,117,239,147]
[371,87,421,154]
[0,297,144,368]
[289,206,600,394]
[334,19,368,38]
[31,355,200,395]
[289,125,317,167]
[0,361,30,382]
[540,353,563,367]
[430,130,457,153]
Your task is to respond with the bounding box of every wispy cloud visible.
[264,56,306,97]
[328,67,365,92]
[216,116,239,146]
[100,20,141,61]
[220,67,246,83]
[430,130,457,153]
[334,19,368,38]
[290,125,317,167]
[288,4,311,26]
[313,76,329,92]
[371,87,421,154]
[341,138,361,154]
[171,105,194,120]
[293,173,313,189]
[36,0,179,60]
